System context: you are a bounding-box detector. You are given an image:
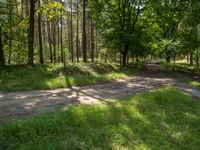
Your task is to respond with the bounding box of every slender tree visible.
[90,16,94,62]
[76,0,79,62]
[0,26,4,67]
[82,0,87,62]
[70,0,74,62]
[28,0,36,66]
[38,0,44,64]
[47,19,53,63]
[60,1,63,62]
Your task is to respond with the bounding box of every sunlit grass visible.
[0,87,199,149]
[187,80,200,89]
[0,62,144,92]
[161,61,200,73]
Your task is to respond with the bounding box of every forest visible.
[0,0,200,149]
[0,0,199,68]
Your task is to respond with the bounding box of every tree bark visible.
[82,0,87,63]
[122,44,129,67]
[60,10,63,62]
[38,0,44,64]
[8,0,13,64]
[190,51,193,66]
[91,17,94,63]
[0,26,5,67]
[70,0,74,62]
[47,19,53,63]
[52,19,56,63]
[28,0,36,66]
[76,0,79,62]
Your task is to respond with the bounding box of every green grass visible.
[0,62,144,92]
[187,80,200,89]
[0,87,200,150]
[161,61,200,73]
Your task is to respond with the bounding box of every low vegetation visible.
[0,87,200,150]
[187,80,200,89]
[0,62,144,92]
[161,61,200,74]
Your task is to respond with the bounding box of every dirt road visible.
[0,62,199,121]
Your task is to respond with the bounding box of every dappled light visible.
[0,88,200,149]
[1,0,200,149]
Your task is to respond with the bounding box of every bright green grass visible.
[187,80,200,89]
[161,61,200,73]
[0,62,144,92]
[0,87,200,150]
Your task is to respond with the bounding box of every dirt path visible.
[0,62,199,121]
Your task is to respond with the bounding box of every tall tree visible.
[0,26,4,67]
[38,0,44,64]
[28,0,36,66]
[82,0,87,62]
[90,16,94,62]
[60,0,63,62]
[70,0,74,62]
[47,19,53,63]
[76,0,79,62]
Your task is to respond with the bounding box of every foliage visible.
[0,62,144,92]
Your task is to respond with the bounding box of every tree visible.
[82,0,87,63]
[0,26,4,67]
[28,0,36,66]
[38,0,44,64]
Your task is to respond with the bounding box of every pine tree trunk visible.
[76,0,79,62]
[52,19,56,63]
[0,26,5,67]
[38,0,44,64]
[28,0,35,66]
[82,0,87,63]
[91,17,94,63]
[47,19,53,63]
[190,51,193,66]
[60,13,63,62]
[70,0,74,63]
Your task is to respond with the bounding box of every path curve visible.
[0,62,200,121]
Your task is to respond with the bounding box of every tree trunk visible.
[122,52,127,67]
[90,17,94,63]
[76,0,79,62]
[60,10,63,62]
[70,0,74,63]
[196,49,199,67]
[52,19,56,63]
[122,44,129,67]
[82,0,87,63]
[8,0,13,64]
[0,26,5,67]
[28,0,35,66]
[190,51,193,66]
[57,18,60,62]
[47,19,53,63]
[38,0,44,64]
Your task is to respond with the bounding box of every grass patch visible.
[0,62,144,92]
[161,61,200,74]
[0,87,200,150]
[187,80,200,89]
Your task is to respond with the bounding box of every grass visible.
[161,61,200,74]
[0,87,200,150]
[0,62,144,92]
[187,80,200,89]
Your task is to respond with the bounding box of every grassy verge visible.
[0,62,144,92]
[161,61,200,74]
[0,87,200,150]
[187,80,200,89]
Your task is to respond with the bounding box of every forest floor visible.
[0,61,200,121]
